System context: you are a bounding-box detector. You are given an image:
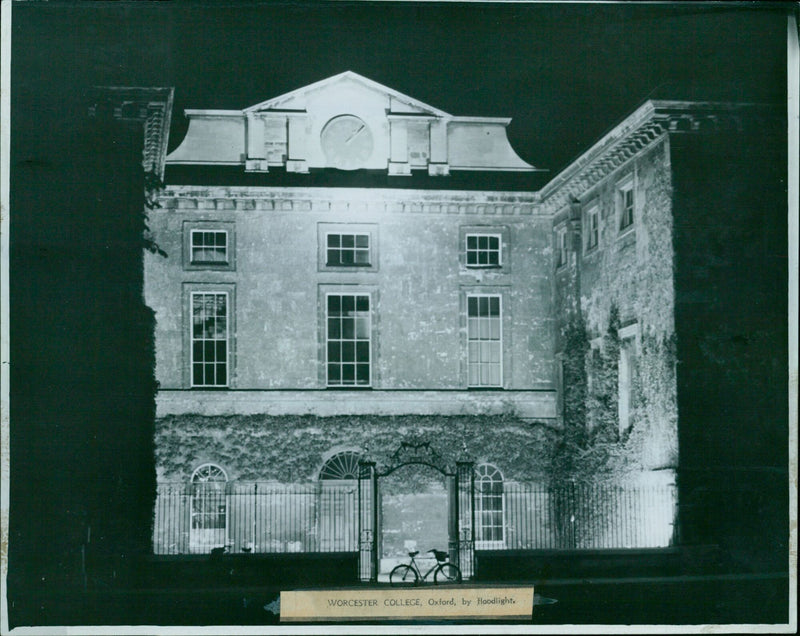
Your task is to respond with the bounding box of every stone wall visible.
[144,187,555,392]
[548,137,679,476]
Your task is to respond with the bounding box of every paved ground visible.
[6,571,792,630]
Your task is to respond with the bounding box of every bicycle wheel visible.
[434,563,462,584]
[390,564,419,587]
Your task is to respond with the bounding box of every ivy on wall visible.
[155,413,558,484]
[550,303,678,485]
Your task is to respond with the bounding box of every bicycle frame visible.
[406,555,445,582]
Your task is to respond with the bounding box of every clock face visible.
[320,115,374,170]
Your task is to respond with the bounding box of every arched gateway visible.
[357,440,474,582]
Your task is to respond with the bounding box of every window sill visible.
[465,265,503,270]
[583,245,599,257]
[467,386,505,391]
[325,263,373,268]
[186,263,235,271]
[617,225,635,239]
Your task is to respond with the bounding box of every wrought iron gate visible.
[357,442,474,582]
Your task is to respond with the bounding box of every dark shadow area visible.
[671,126,789,576]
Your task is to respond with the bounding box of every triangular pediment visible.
[244,71,450,117]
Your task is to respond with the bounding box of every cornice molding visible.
[156,184,545,217]
[539,100,780,216]
[89,86,175,178]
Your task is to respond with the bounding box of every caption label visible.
[280,586,534,621]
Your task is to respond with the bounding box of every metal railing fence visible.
[153,479,677,555]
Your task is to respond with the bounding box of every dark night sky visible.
[12,1,788,176]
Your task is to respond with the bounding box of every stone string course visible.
[159,194,540,217]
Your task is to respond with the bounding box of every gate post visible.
[447,474,459,568]
[456,460,475,579]
[357,460,377,583]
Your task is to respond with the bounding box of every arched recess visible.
[190,463,228,552]
[318,451,361,551]
[475,463,505,548]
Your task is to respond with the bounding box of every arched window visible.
[475,464,504,548]
[319,451,361,480]
[190,463,228,552]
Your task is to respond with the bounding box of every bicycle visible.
[389,549,462,586]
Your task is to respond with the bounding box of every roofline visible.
[451,116,512,125]
[184,109,245,117]
[539,99,776,202]
[242,70,452,117]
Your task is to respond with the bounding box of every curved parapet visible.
[166,71,538,175]
[448,118,534,171]
[166,111,245,165]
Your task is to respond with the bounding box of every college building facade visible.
[138,72,784,579]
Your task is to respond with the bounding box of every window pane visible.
[342,364,355,382]
[215,318,226,338]
[479,296,489,315]
[341,250,354,265]
[328,295,340,313]
[342,318,354,339]
[328,364,341,383]
[327,234,339,247]
[354,250,369,264]
[356,317,369,338]
[327,342,340,362]
[342,341,355,361]
[489,297,500,315]
[356,234,369,248]
[356,295,369,312]
[342,234,355,248]
[356,364,369,384]
[328,318,340,339]
[342,295,355,313]
[356,341,370,362]
[467,235,477,249]
[478,235,488,249]
[467,297,478,316]
[479,318,490,339]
